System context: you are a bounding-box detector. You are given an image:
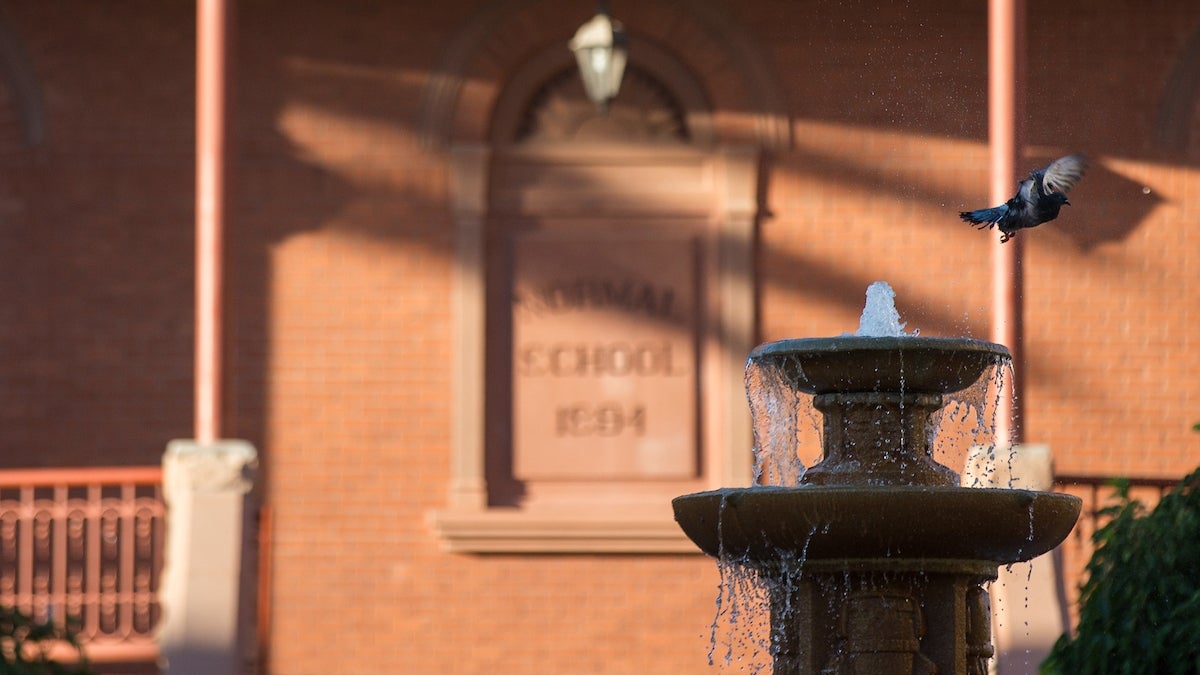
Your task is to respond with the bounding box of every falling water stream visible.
[709,281,1025,672]
[746,282,1015,490]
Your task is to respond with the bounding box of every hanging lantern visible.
[569,8,629,112]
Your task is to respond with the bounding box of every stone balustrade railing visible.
[0,466,164,664]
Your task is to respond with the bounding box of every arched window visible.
[432,13,775,552]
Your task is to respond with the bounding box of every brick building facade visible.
[1,1,1198,672]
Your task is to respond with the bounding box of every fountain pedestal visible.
[765,559,996,673]
[673,337,1081,674]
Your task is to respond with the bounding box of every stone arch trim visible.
[418,0,791,150]
[488,35,715,147]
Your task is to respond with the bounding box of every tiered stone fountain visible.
[673,285,1081,674]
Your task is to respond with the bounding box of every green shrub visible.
[1041,467,1200,675]
[0,606,93,675]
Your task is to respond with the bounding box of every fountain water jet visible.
[673,284,1080,674]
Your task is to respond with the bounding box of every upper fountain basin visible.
[672,485,1082,564]
[750,336,1012,395]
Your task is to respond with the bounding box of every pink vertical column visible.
[989,0,1026,446]
[163,11,257,668]
[195,0,230,444]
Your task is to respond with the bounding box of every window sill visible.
[429,506,701,554]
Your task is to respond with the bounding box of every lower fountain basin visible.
[672,486,1081,564]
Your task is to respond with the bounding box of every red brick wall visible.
[1,1,1198,673]
[0,2,195,468]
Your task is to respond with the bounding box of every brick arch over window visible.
[418,0,789,149]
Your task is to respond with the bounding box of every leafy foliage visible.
[0,606,93,675]
[1041,467,1200,674]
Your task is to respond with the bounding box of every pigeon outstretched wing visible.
[1040,154,1087,195]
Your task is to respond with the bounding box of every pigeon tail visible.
[959,205,1008,229]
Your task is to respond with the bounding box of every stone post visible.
[963,443,1065,675]
[158,439,258,674]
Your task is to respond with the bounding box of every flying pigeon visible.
[960,154,1087,243]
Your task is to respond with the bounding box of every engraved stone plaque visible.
[511,231,698,480]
